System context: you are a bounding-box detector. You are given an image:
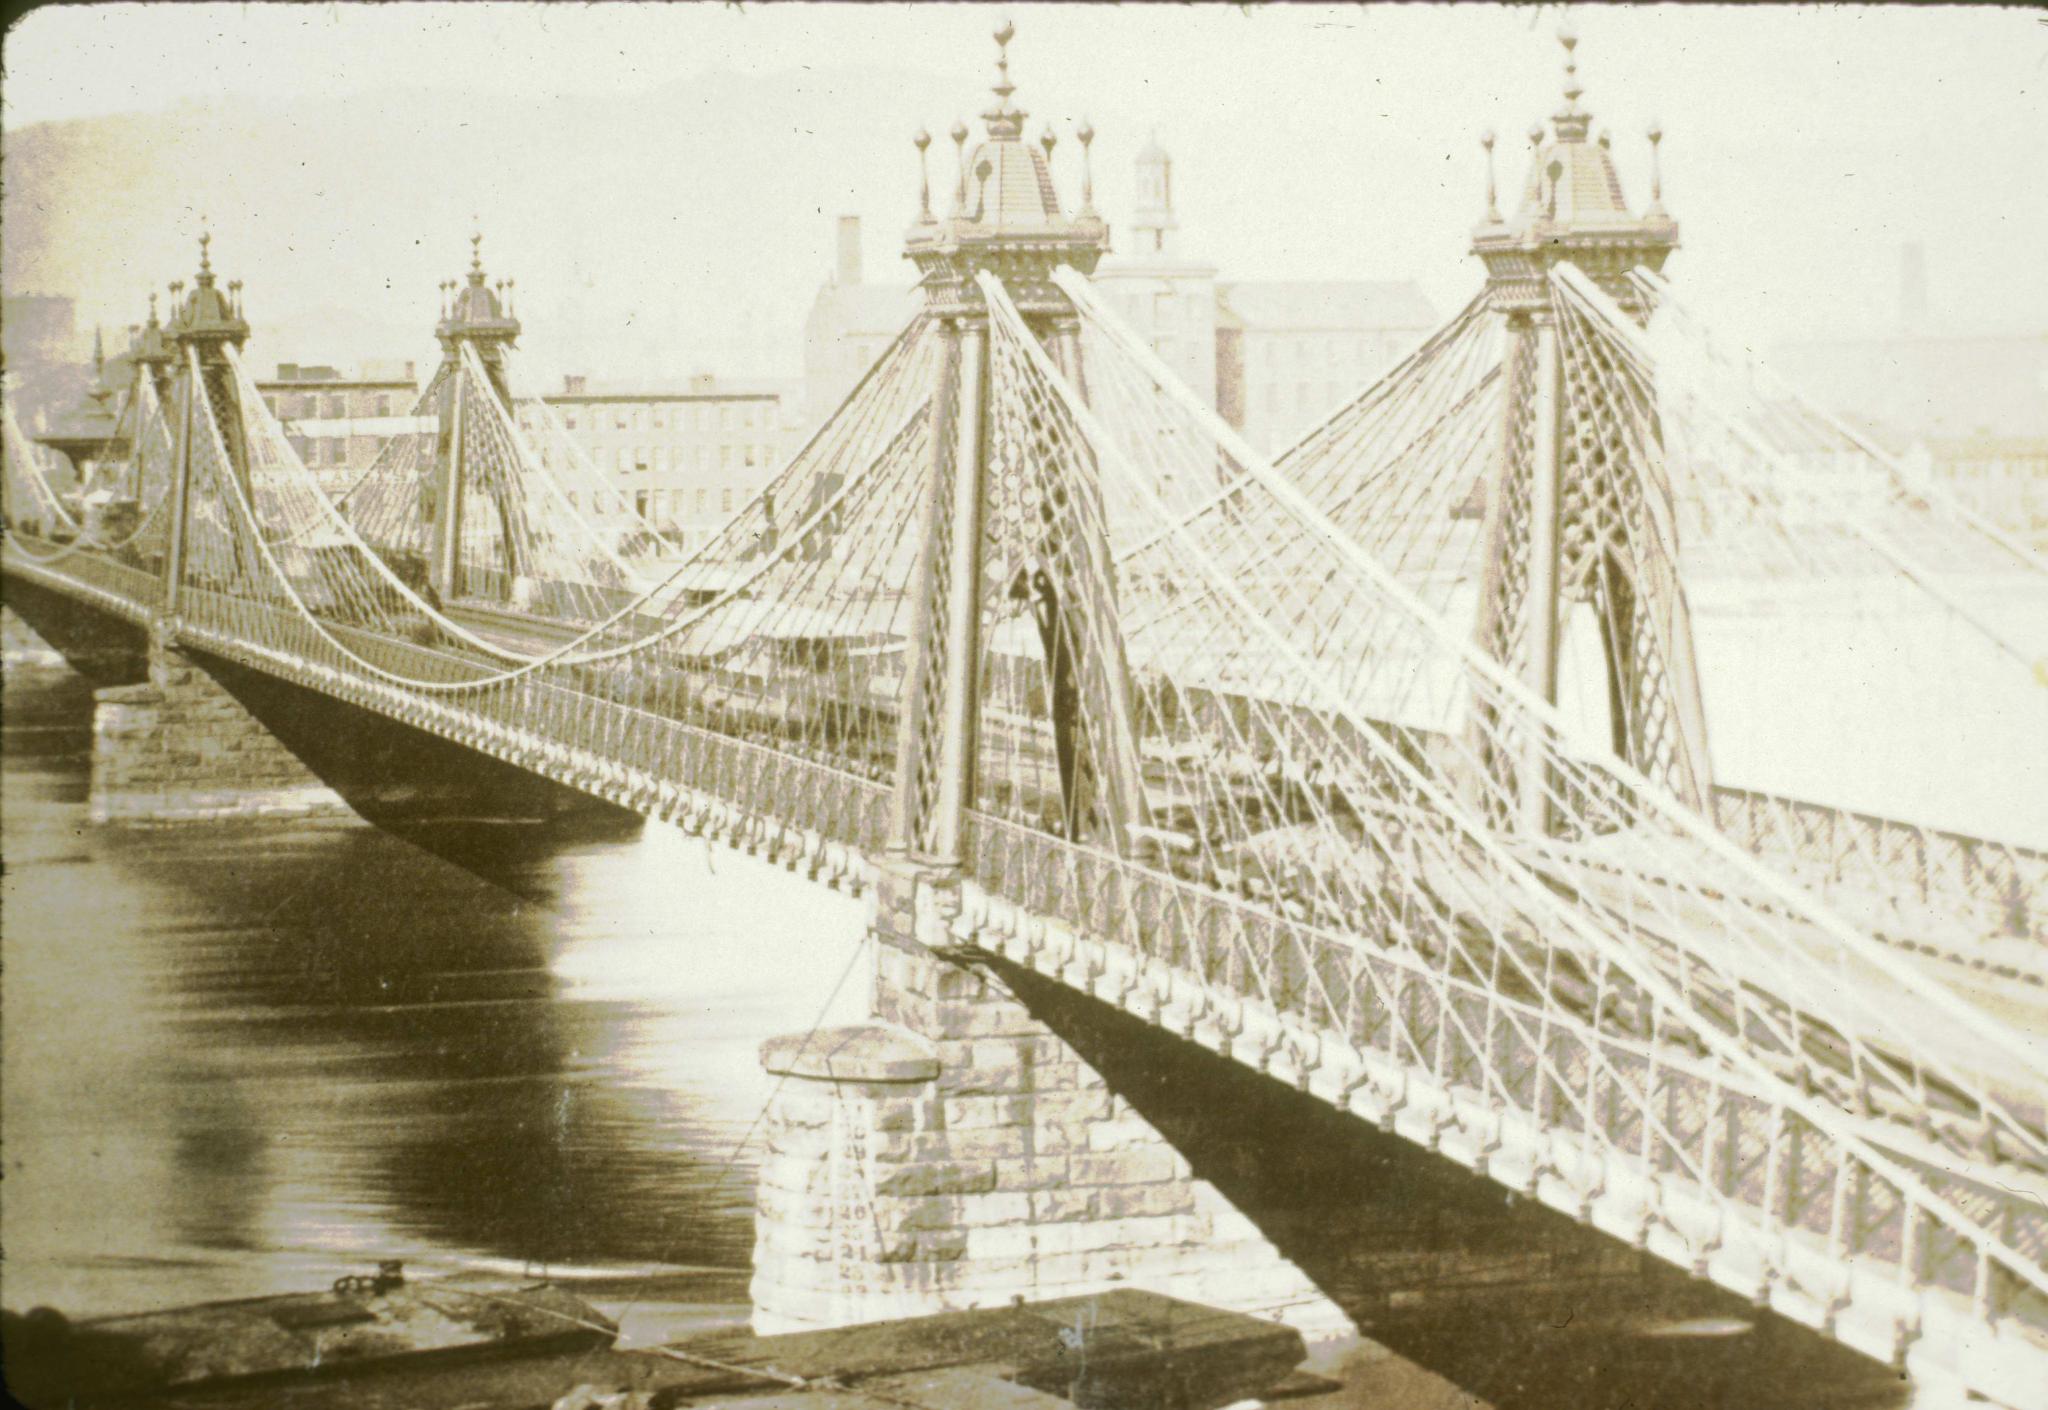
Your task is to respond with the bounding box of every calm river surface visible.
[0,654,1922,1408]
[1,658,866,1320]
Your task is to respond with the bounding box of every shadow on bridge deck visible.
[982,957,1910,1410]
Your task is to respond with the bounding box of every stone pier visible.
[89,634,348,824]
[750,858,1350,1341]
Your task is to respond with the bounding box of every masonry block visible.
[88,639,348,825]
[750,859,1352,1343]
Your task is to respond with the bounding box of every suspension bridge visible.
[5,23,2046,1407]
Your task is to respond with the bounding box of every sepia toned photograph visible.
[2,3,2044,1407]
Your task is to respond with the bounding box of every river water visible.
[0,657,868,1321]
[0,651,1927,1407]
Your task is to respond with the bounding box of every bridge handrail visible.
[1713,783,2047,952]
[963,807,2048,1335]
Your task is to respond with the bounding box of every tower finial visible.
[1646,120,1666,215]
[1077,118,1097,216]
[1480,128,1500,224]
[93,325,105,373]
[470,228,484,279]
[197,223,213,278]
[1551,21,1592,141]
[914,127,933,222]
[950,119,970,212]
[982,17,1026,140]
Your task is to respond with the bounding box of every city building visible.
[1772,244,2048,548]
[802,140,1436,457]
[1090,137,1220,409]
[1216,283,1438,454]
[527,373,807,554]
[802,216,919,429]
[3,293,96,436]
[256,361,422,491]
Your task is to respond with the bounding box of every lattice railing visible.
[959,811,2048,1399]
[1714,784,2047,961]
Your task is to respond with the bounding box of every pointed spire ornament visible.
[983,18,1025,140]
[1077,118,1097,216]
[1481,128,1500,224]
[950,119,970,212]
[914,127,933,222]
[1647,120,1666,214]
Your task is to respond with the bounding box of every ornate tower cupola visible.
[904,20,1109,318]
[161,228,253,614]
[1131,132,1179,257]
[168,229,251,354]
[37,327,128,475]
[435,231,521,398]
[132,292,176,404]
[1472,25,1677,319]
[166,228,252,480]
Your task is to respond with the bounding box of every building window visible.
[635,490,650,516]
[567,492,579,510]
[720,445,732,469]
[695,488,708,514]
[615,447,629,471]
[721,488,734,513]
[1153,291,1173,323]
[564,412,577,430]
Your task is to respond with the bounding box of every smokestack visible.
[836,216,862,287]
[1900,242,1927,332]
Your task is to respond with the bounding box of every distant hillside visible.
[1,65,953,387]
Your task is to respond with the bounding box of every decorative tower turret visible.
[132,293,176,408]
[891,19,1144,868]
[1130,132,1179,258]
[427,232,524,602]
[37,327,129,479]
[163,228,252,614]
[1468,27,1710,828]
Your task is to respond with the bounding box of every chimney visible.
[836,215,862,286]
[1900,242,1927,332]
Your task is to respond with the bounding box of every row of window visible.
[1244,336,1395,371]
[566,486,739,519]
[545,400,775,434]
[287,433,397,468]
[544,442,777,474]
[1250,381,1355,417]
[265,392,398,420]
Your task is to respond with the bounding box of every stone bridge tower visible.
[428,233,526,602]
[162,230,252,615]
[751,21,1344,1339]
[1468,27,1712,830]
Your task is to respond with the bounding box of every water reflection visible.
[1,662,866,1318]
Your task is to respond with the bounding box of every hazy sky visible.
[5,3,2046,386]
